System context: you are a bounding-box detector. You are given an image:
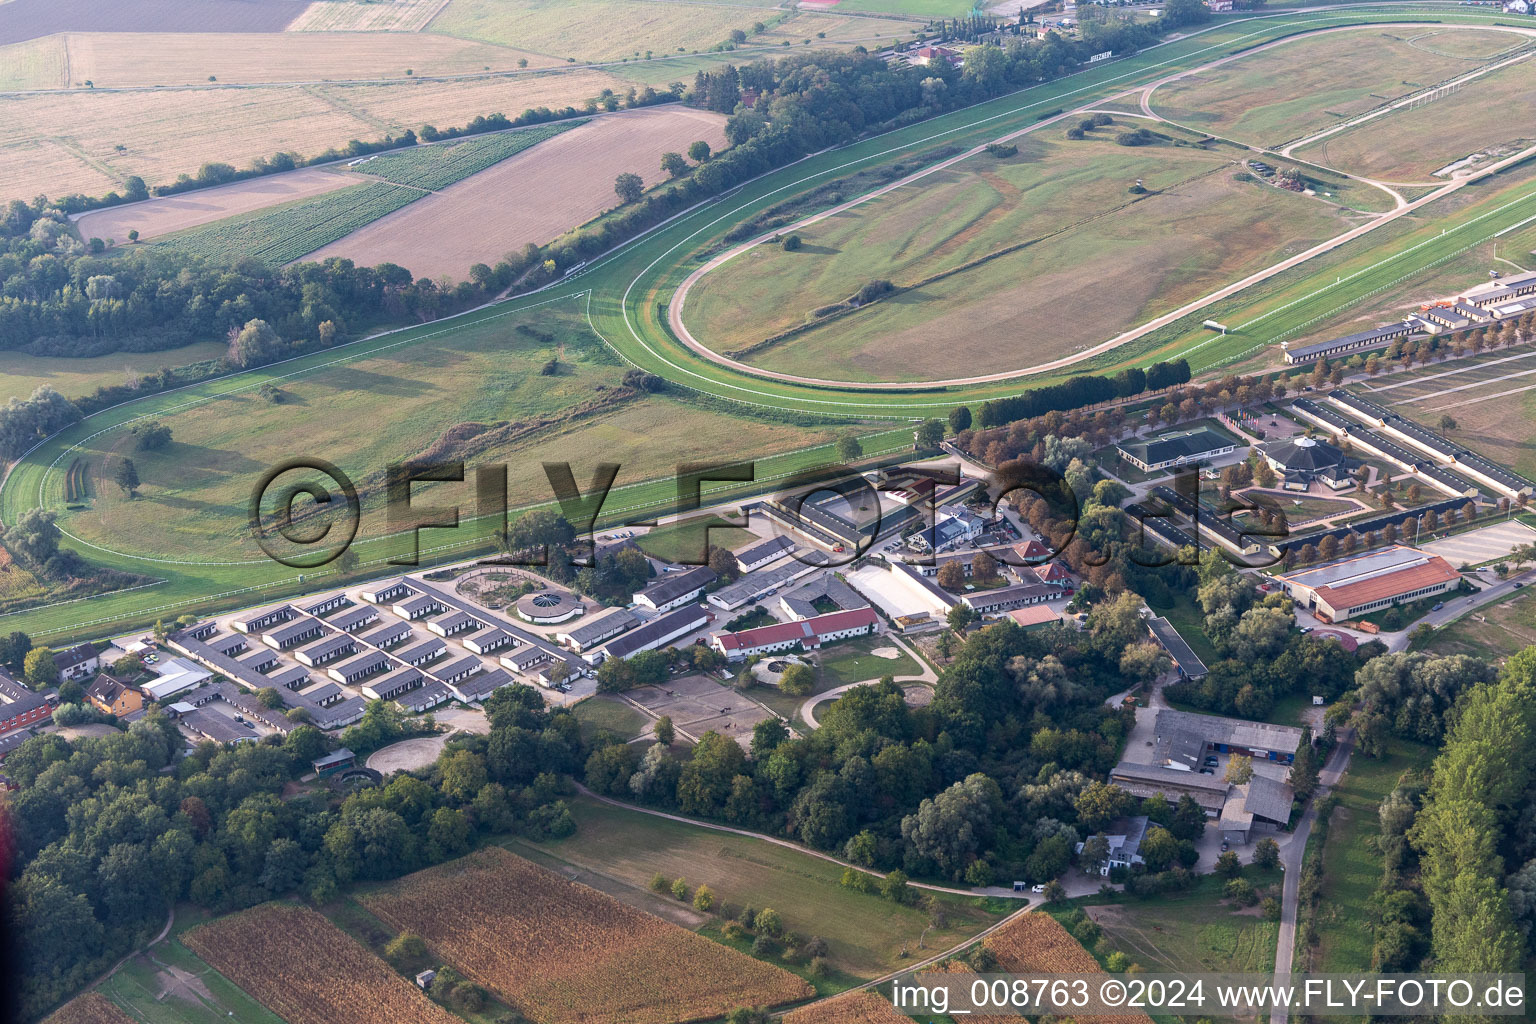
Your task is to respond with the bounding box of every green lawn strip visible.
[1310,738,1434,974]
[572,694,653,742]
[512,794,1005,981]
[101,912,285,1024]
[637,517,756,563]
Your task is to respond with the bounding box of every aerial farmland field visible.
[0,342,227,404]
[40,993,134,1024]
[182,903,463,1024]
[359,846,813,1024]
[782,990,916,1024]
[684,128,1350,382]
[306,105,728,278]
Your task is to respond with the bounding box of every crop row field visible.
[183,903,462,1024]
[40,993,133,1024]
[351,119,580,191]
[358,846,813,1024]
[287,0,453,33]
[155,180,421,265]
[783,990,918,1024]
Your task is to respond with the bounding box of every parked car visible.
[1199,768,1216,775]
[1031,883,1046,894]
[1221,841,1230,852]
[1431,602,1444,611]
[1515,582,1525,589]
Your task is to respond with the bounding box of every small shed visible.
[311,748,357,778]
[415,969,437,990]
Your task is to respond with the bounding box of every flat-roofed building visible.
[556,607,639,652]
[326,649,392,685]
[635,566,716,612]
[1146,615,1208,680]
[263,617,328,650]
[294,633,357,668]
[1115,428,1236,473]
[1275,545,1461,621]
[330,605,380,633]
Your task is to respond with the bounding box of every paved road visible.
[1270,730,1355,1024]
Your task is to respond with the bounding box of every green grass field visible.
[636,516,756,564]
[687,128,1350,383]
[0,342,227,404]
[98,908,285,1024]
[1422,588,1536,663]
[1074,869,1283,974]
[1311,738,1433,972]
[812,633,922,687]
[1147,26,1519,149]
[353,121,581,191]
[513,795,1005,980]
[572,694,653,742]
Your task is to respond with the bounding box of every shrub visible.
[671,877,689,900]
[780,234,802,251]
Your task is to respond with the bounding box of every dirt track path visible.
[666,22,1536,392]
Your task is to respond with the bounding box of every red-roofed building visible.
[911,45,960,66]
[1007,606,1062,631]
[1015,539,1049,562]
[712,608,878,660]
[1033,561,1073,586]
[1276,545,1461,622]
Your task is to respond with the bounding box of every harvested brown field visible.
[429,0,771,63]
[984,913,1154,1024]
[287,0,450,32]
[41,992,134,1024]
[0,68,628,203]
[305,104,726,278]
[0,35,68,89]
[359,846,812,1024]
[55,31,552,88]
[74,166,355,242]
[0,0,301,46]
[182,903,462,1024]
[783,990,913,1024]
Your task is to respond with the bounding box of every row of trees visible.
[1,682,584,1020]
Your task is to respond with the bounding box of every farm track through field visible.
[4,3,1534,641]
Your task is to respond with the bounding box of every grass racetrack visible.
[685,127,1352,383]
[9,4,1536,642]
[1146,25,1533,150]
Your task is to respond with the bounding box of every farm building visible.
[1281,319,1419,364]
[393,594,445,620]
[238,648,279,674]
[463,628,518,655]
[1007,605,1063,631]
[269,666,313,691]
[1115,428,1236,473]
[208,634,248,658]
[0,673,53,736]
[1220,775,1296,843]
[499,645,553,674]
[230,604,294,634]
[400,680,451,713]
[1461,269,1536,307]
[55,643,101,682]
[312,748,357,778]
[556,608,639,653]
[735,534,795,572]
[182,708,257,745]
[635,566,716,612]
[712,607,878,660]
[294,633,358,668]
[427,610,482,637]
[331,605,381,632]
[1152,709,1303,770]
[706,559,809,611]
[302,593,350,618]
[394,637,448,667]
[327,650,392,685]
[141,658,213,701]
[362,667,424,701]
[359,579,414,604]
[0,728,34,761]
[1258,435,1355,490]
[961,582,1055,618]
[85,673,144,718]
[431,656,483,686]
[359,621,414,650]
[596,606,711,662]
[450,667,515,703]
[1274,545,1461,621]
[1146,615,1209,680]
[301,681,345,706]
[262,617,328,650]
[778,573,869,621]
[1032,561,1073,586]
[314,697,367,729]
